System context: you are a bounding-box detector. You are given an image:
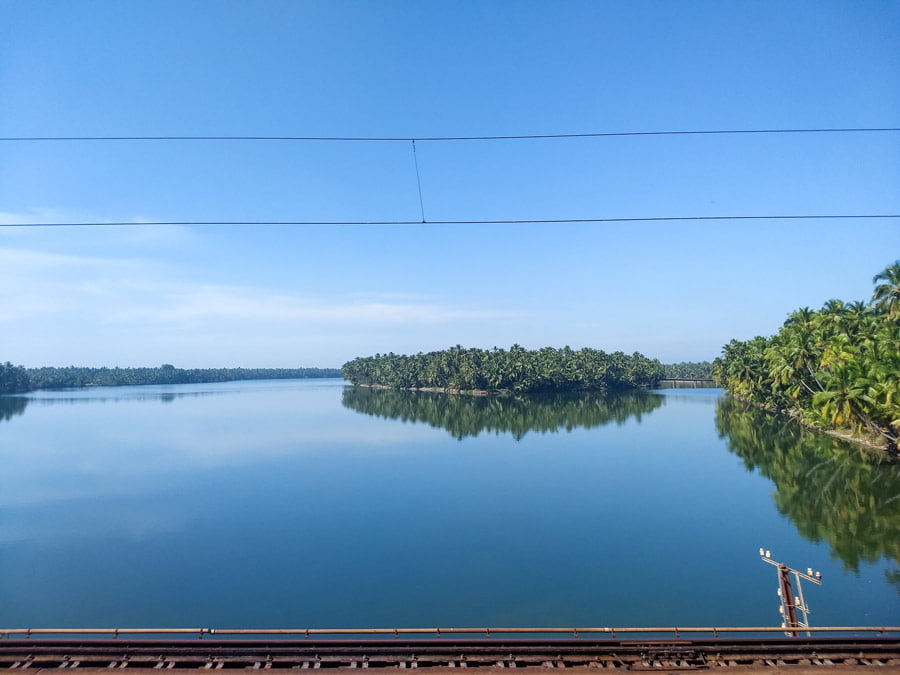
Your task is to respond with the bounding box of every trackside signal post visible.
[760,548,822,636]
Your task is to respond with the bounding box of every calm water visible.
[1,379,897,629]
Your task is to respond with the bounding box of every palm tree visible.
[812,363,870,429]
[872,261,900,320]
[784,307,816,330]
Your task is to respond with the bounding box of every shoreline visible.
[356,383,507,396]
[729,394,893,455]
[353,383,641,396]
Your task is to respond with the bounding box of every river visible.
[0,379,896,629]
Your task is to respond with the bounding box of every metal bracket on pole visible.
[759,548,822,636]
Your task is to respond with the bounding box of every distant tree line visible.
[0,362,30,394]
[662,361,713,379]
[0,363,341,394]
[341,344,665,392]
[712,262,900,454]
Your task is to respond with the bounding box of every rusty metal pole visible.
[760,548,822,637]
[778,564,799,636]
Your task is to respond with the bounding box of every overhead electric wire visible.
[3,126,897,229]
[1,127,899,143]
[3,214,898,228]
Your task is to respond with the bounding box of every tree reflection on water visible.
[715,396,900,588]
[0,396,27,423]
[342,386,663,441]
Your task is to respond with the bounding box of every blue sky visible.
[1,1,898,368]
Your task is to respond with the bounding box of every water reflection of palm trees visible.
[715,397,900,586]
[0,396,28,423]
[342,387,663,441]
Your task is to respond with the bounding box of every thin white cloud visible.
[0,246,516,329]
[0,208,106,227]
[0,247,149,321]
[0,246,124,269]
[0,210,46,226]
[0,210,196,247]
[110,283,514,326]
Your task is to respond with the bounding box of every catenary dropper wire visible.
[412,140,426,222]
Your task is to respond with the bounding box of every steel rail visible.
[1,636,899,671]
[3,626,899,639]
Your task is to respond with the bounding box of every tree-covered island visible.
[713,262,900,455]
[341,344,665,393]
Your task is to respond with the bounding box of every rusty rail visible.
[2,626,899,639]
[0,635,899,670]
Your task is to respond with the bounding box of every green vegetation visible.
[712,262,900,454]
[716,396,900,581]
[662,361,713,379]
[343,386,663,441]
[0,364,341,394]
[341,345,664,392]
[0,362,31,394]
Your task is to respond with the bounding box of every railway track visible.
[1,637,899,671]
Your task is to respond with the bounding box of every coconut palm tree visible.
[872,261,900,320]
